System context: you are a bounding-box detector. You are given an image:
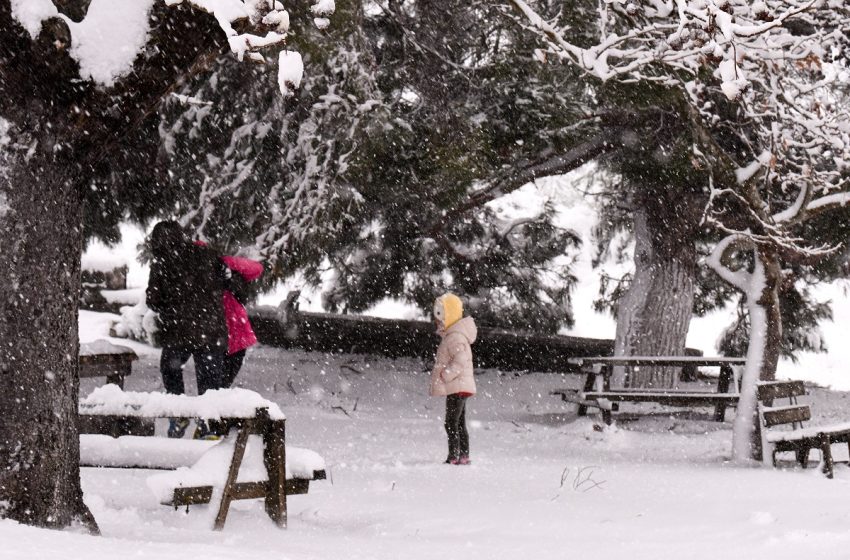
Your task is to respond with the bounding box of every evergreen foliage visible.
[87,1,590,333]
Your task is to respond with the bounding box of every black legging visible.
[160,345,225,395]
[222,349,246,388]
[445,394,470,459]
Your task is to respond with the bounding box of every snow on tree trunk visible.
[613,204,696,388]
[731,250,782,462]
[708,236,784,462]
[731,258,766,463]
[0,140,96,530]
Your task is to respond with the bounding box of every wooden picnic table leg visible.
[577,368,596,417]
[214,420,251,531]
[820,434,834,479]
[600,365,613,425]
[796,446,808,468]
[105,373,124,389]
[713,364,733,422]
[261,410,288,528]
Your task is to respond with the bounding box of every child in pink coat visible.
[219,255,263,387]
[430,293,477,465]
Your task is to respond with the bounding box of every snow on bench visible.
[80,434,325,479]
[141,437,325,504]
[81,435,217,469]
[78,387,322,529]
[79,340,138,390]
[757,380,850,478]
[765,421,850,443]
[80,384,285,420]
[80,339,137,356]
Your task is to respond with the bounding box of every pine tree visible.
[136,0,593,332]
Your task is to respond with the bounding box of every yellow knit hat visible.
[433,293,463,328]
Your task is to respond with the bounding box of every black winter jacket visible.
[146,241,228,349]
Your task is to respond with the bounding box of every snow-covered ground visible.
[5,311,850,559]
[44,187,850,557]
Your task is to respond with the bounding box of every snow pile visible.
[174,0,333,96]
[9,0,57,36]
[146,435,325,503]
[82,434,326,507]
[146,434,247,503]
[311,0,335,15]
[11,0,316,93]
[766,421,850,443]
[81,435,217,469]
[80,385,285,420]
[80,339,136,357]
[100,288,143,305]
[66,0,156,85]
[716,52,748,101]
[110,297,158,346]
[11,0,155,86]
[278,50,303,96]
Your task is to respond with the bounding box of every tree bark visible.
[0,0,224,530]
[613,202,697,389]
[755,249,782,383]
[0,133,97,530]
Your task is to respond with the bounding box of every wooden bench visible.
[756,380,850,479]
[79,386,326,529]
[79,339,138,389]
[555,356,745,425]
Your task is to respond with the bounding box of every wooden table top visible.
[568,356,746,367]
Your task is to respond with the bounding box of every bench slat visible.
[551,390,604,409]
[757,381,806,402]
[168,476,321,507]
[583,392,739,406]
[79,415,155,437]
[170,486,214,506]
[762,404,810,427]
[766,420,850,442]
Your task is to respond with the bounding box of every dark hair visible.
[150,221,186,256]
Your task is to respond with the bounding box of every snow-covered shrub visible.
[110,296,159,347]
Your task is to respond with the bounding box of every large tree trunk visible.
[0,0,224,530]
[613,203,696,388]
[0,138,96,530]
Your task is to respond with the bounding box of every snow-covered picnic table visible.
[80,384,285,420]
[557,356,746,425]
[79,386,325,530]
[79,339,137,389]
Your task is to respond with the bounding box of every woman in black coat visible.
[146,221,228,436]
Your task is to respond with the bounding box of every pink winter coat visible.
[220,255,263,355]
[430,317,477,397]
